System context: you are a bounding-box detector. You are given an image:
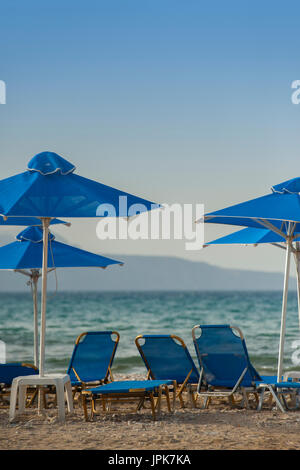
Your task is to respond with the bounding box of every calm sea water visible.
[1,290,300,376]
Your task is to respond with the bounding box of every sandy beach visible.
[2,374,300,451]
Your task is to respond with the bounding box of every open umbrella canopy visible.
[0,151,159,218]
[0,225,123,270]
[204,178,300,235]
[205,227,298,246]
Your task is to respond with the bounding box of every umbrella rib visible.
[14,269,33,277]
[254,219,287,239]
[270,243,287,251]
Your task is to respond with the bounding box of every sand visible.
[2,374,300,451]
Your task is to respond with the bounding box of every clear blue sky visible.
[1,1,300,273]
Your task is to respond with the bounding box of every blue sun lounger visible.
[0,363,38,386]
[135,334,200,407]
[66,331,120,393]
[192,324,285,410]
[0,363,39,406]
[81,379,176,421]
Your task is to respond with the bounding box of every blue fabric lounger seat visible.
[81,379,176,421]
[66,331,120,391]
[135,334,200,407]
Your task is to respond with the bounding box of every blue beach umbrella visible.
[0,151,158,376]
[0,151,158,218]
[204,178,300,232]
[1,226,123,270]
[0,225,123,368]
[201,177,300,381]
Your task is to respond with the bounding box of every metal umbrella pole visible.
[277,235,293,381]
[31,271,40,368]
[14,267,56,369]
[39,217,51,378]
[14,268,40,368]
[293,242,300,331]
[253,220,295,382]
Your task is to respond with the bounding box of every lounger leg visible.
[78,391,84,408]
[283,391,299,410]
[78,391,83,408]
[203,396,211,409]
[72,388,79,405]
[43,388,49,409]
[241,389,249,409]
[259,387,281,411]
[190,390,197,408]
[288,392,297,410]
[228,394,236,407]
[104,397,111,412]
[26,388,38,407]
[82,393,89,421]
[178,391,185,408]
[187,385,196,408]
[257,387,266,411]
[280,394,289,410]
[91,397,97,419]
[191,394,198,409]
[266,386,286,413]
[156,386,162,416]
[100,396,105,412]
[164,385,171,413]
[252,392,259,408]
[258,389,272,410]
[266,392,273,408]
[171,381,176,411]
[137,397,145,411]
[149,392,156,421]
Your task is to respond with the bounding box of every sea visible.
[1,290,300,377]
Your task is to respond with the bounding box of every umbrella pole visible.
[39,217,51,377]
[277,237,292,382]
[32,274,39,368]
[15,269,40,368]
[294,243,300,331]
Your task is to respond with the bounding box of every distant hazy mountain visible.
[0,255,295,292]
